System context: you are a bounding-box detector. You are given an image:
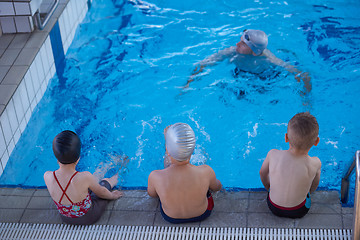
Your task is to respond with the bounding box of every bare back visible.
[44,170,92,205]
[266,149,321,207]
[148,163,219,218]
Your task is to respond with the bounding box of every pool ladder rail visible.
[34,0,59,30]
[341,150,360,240]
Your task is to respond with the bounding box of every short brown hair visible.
[287,112,319,150]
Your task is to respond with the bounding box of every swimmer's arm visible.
[264,50,312,92]
[147,171,159,198]
[186,47,235,88]
[87,172,123,200]
[310,158,321,193]
[198,47,235,67]
[259,152,271,191]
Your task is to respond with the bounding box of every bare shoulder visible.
[310,156,321,168]
[43,171,53,183]
[77,171,93,179]
[148,169,164,179]
[44,171,52,178]
[196,164,215,175]
[267,149,281,158]
[76,171,94,185]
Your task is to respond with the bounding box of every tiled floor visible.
[0,188,354,229]
[0,0,69,116]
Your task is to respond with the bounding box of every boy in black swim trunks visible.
[259,112,321,218]
[147,123,222,224]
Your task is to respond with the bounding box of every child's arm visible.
[208,166,222,192]
[87,172,123,200]
[310,158,321,193]
[259,151,271,191]
[147,171,159,198]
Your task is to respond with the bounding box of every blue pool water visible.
[1,0,360,203]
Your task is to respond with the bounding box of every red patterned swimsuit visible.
[53,171,92,218]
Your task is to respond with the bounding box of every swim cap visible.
[242,29,268,56]
[52,130,81,164]
[165,123,196,162]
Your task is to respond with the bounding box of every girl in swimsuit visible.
[44,130,123,225]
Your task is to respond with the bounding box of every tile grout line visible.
[18,189,36,223]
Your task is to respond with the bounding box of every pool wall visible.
[0,0,90,176]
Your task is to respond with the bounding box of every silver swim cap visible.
[242,29,268,56]
[165,123,196,162]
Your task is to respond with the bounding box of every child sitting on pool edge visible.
[44,130,123,225]
[147,123,222,224]
[259,112,321,218]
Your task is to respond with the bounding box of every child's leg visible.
[102,175,118,189]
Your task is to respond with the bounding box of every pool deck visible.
[0,188,354,229]
[0,0,355,232]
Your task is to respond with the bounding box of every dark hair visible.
[287,112,319,150]
[52,130,81,164]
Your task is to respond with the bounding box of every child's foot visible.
[104,175,119,188]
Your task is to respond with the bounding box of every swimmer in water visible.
[186,29,311,92]
[147,123,222,224]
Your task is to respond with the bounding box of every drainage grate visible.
[0,223,352,240]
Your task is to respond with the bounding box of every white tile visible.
[34,54,45,85]
[23,71,36,104]
[50,63,56,78]
[0,3,15,16]
[64,8,71,40]
[30,98,37,112]
[29,0,42,15]
[19,118,27,134]
[73,0,80,21]
[40,44,50,76]
[0,125,6,158]
[8,137,15,156]
[0,111,12,145]
[6,99,19,135]
[12,88,25,125]
[69,29,75,47]
[14,2,31,15]
[29,63,40,94]
[80,8,87,23]
[14,16,33,33]
[40,79,46,96]
[0,17,16,33]
[1,150,10,173]
[18,80,31,115]
[44,72,50,85]
[45,36,55,66]
[58,15,66,45]
[35,88,43,104]
[24,108,31,125]
[69,1,77,24]
[63,39,70,55]
[13,127,21,147]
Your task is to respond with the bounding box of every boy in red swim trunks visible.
[147,123,222,224]
[259,112,321,218]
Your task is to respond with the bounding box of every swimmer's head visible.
[165,123,196,162]
[53,130,81,164]
[242,29,268,56]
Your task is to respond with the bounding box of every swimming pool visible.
[1,0,359,201]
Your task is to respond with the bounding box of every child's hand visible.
[112,190,124,199]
